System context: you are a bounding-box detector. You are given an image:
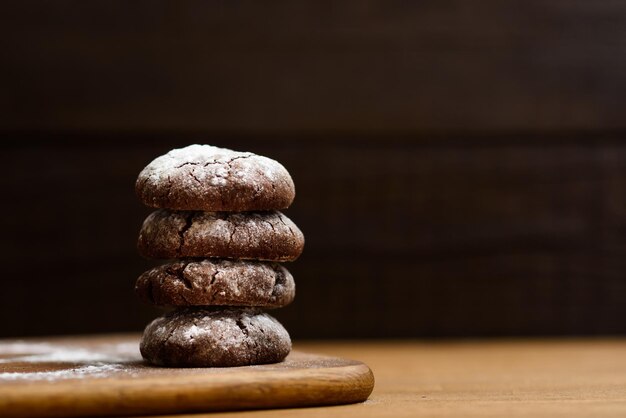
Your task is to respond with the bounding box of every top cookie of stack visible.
[136,144,295,212]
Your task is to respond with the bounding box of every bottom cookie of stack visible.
[140,307,292,367]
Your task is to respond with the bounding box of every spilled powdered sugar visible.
[0,342,57,355]
[0,340,140,381]
[0,348,119,364]
[0,364,125,381]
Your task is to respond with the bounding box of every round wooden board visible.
[0,334,374,418]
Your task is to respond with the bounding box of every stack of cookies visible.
[134,144,304,367]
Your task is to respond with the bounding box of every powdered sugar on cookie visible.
[136,145,295,212]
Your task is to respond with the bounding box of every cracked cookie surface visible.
[138,209,304,261]
[135,259,295,308]
[136,144,295,211]
[140,307,291,367]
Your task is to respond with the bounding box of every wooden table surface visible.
[163,339,626,418]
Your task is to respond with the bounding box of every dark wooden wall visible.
[3,0,626,132]
[2,1,626,338]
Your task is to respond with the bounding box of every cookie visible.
[137,210,304,261]
[136,144,295,212]
[135,259,295,308]
[140,308,291,367]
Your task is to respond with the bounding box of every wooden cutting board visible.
[0,334,374,418]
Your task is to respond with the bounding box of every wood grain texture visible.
[0,335,374,418]
[185,339,626,418]
[2,1,626,132]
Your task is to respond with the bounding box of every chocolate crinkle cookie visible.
[140,308,292,367]
[136,144,295,212]
[137,209,304,261]
[135,259,295,308]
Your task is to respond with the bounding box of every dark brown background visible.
[2,1,626,338]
